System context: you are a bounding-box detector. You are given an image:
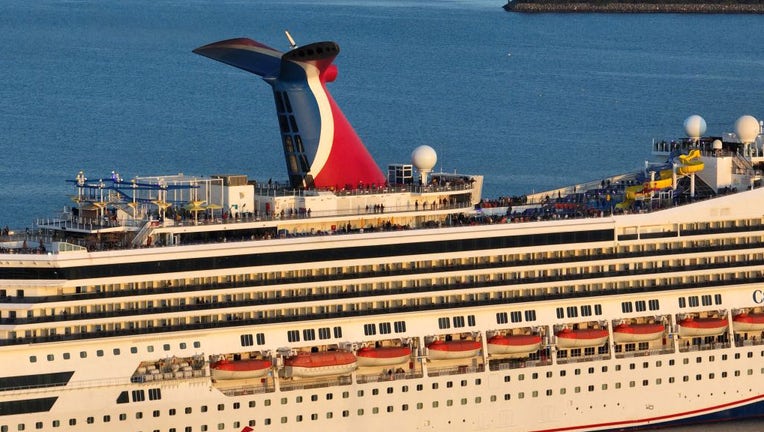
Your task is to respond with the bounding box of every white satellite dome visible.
[712,139,723,150]
[735,115,761,144]
[683,115,707,140]
[411,145,437,171]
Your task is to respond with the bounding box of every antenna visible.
[285,30,297,49]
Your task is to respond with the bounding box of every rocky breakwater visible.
[503,0,764,13]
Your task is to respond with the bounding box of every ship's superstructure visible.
[1,34,764,432]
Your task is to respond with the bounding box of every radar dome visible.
[683,115,706,139]
[712,139,723,150]
[735,115,761,144]
[411,145,437,171]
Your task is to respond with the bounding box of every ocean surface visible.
[1,0,763,232]
[0,1,763,429]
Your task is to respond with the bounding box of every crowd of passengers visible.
[1,176,742,254]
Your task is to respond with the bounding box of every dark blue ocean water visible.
[1,3,764,429]
[1,0,763,230]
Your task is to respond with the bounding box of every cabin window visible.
[394,321,406,333]
[453,316,465,328]
[363,324,376,336]
[241,334,254,347]
[438,317,450,329]
[132,390,145,402]
[149,389,162,400]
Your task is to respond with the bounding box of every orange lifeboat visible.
[356,346,412,367]
[283,351,357,378]
[210,358,271,380]
[732,313,764,332]
[612,323,665,343]
[487,334,542,355]
[427,339,481,360]
[555,328,608,348]
[678,317,727,337]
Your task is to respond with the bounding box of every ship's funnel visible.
[193,37,386,189]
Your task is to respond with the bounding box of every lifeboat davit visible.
[427,340,482,360]
[678,317,728,337]
[732,313,764,332]
[555,328,609,348]
[612,323,665,343]
[210,358,271,380]
[283,351,357,378]
[356,346,412,367]
[487,334,542,355]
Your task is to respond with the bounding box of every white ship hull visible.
[4,187,764,432]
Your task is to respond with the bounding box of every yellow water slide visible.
[645,172,674,191]
[625,184,647,201]
[645,150,704,190]
[676,149,704,175]
[623,150,704,205]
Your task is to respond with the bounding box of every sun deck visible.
[2,132,764,256]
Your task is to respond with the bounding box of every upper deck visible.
[1,124,763,258]
[0,138,760,261]
[0,171,483,255]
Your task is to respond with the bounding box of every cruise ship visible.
[1,33,764,432]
